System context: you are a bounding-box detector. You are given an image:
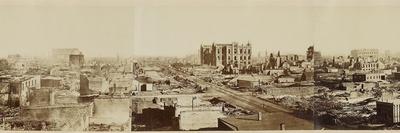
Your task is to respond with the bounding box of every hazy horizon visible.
[2,0,400,58]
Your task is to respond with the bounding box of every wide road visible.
[160,64,314,129]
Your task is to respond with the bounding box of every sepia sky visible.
[0,0,135,57]
[1,0,400,57]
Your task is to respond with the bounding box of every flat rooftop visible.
[220,112,314,130]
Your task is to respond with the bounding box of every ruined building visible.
[200,42,252,73]
[264,51,299,69]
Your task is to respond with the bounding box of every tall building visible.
[305,46,322,66]
[306,46,314,62]
[200,42,252,72]
[314,51,322,66]
[69,54,85,67]
[351,49,379,58]
[52,48,82,64]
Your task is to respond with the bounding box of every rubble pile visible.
[208,97,254,117]
[0,107,20,118]
[1,120,57,131]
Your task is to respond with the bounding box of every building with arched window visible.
[200,42,252,73]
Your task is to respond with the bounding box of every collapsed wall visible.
[90,96,132,131]
[20,103,93,131]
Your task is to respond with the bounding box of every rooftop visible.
[219,112,314,130]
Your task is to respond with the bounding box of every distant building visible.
[352,72,386,82]
[264,51,299,69]
[306,46,321,66]
[394,72,400,80]
[306,46,314,62]
[237,76,259,89]
[109,76,136,95]
[41,76,62,88]
[9,75,41,107]
[351,49,379,58]
[0,82,10,105]
[133,76,154,93]
[52,48,82,64]
[69,54,85,67]
[263,69,284,76]
[200,42,252,74]
[325,67,339,73]
[277,76,295,83]
[301,68,314,81]
[314,51,322,66]
[353,61,384,72]
[87,76,109,94]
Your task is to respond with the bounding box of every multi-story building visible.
[265,52,300,69]
[69,54,85,67]
[52,48,82,64]
[200,42,252,73]
[305,46,322,66]
[352,72,386,82]
[351,49,379,58]
[314,51,322,66]
[9,75,41,106]
[360,62,380,71]
[353,59,384,72]
[377,100,400,124]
